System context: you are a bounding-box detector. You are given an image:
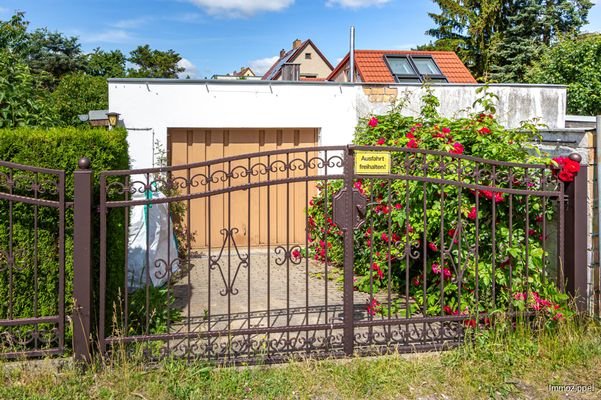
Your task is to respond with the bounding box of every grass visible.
[1,316,601,399]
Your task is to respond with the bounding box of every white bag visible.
[127,190,180,290]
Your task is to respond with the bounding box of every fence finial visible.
[568,152,582,164]
[78,157,91,170]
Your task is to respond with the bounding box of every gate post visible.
[342,146,355,356]
[564,153,588,312]
[73,157,94,363]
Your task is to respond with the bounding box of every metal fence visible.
[93,146,585,364]
[0,146,589,363]
[0,161,66,359]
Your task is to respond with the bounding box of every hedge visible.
[0,127,129,346]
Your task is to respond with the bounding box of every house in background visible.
[328,50,477,84]
[262,39,334,81]
[212,67,262,80]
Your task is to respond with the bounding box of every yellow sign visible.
[355,151,391,175]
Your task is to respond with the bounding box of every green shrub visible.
[0,127,129,349]
[307,87,570,325]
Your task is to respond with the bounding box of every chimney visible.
[280,48,286,58]
[293,39,302,49]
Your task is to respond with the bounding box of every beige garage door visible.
[168,128,318,249]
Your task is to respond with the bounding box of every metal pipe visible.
[349,26,355,83]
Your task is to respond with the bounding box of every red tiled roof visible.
[327,50,476,84]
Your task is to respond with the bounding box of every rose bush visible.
[307,88,572,326]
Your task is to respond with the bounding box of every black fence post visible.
[72,157,94,363]
[564,153,588,312]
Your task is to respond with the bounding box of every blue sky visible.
[1,0,599,79]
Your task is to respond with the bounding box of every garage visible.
[168,128,319,248]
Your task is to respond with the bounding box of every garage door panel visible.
[206,130,225,248]
[169,128,318,249]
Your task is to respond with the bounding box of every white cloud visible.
[178,57,200,78]
[80,29,134,44]
[249,55,279,75]
[111,17,153,29]
[326,0,390,8]
[187,0,294,17]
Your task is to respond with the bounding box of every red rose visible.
[406,132,415,139]
[442,127,451,134]
[558,170,574,182]
[368,117,378,128]
[467,207,477,220]
[428,242,438,252]
[450,142,464,155]
[563,158,580,174]
[407,139,418,148]
[478,127,491,135]
[377,137,386,145]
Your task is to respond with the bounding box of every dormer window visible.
[385,55,448,83]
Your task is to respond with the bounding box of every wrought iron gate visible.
[0,161,66,359]
[93,145,584,364]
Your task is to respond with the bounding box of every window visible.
[305,52,312,59]
[385,55,448,83]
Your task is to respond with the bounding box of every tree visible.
[526,34,601,116]
[423,0,592,81]
[86,48,127,78]
[50,73,108,125]
[490,0,544,82]
[25,28,86,88]
[0,50,56,128]
[0,11,29,55]
[127,44,184,78]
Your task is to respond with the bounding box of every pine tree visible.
[490,0,542,82]
[422,0,593,81]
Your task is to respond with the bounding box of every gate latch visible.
[332,188,368,230]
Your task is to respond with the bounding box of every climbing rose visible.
[442,268,452,279]
[463,319,477,328]
[428,242,438,252]
[450,142,464,155]
[553,156,580,182]
[291,249,301,259]
[407,139,418,148]
[432,263,441,274]
[467,207,477,220]
[368,117,379,128]
[371,263,384,279]
[377,137,386,145]
[381,232,389,242]
[478,127,491,135]
[366,298,380,316]
[406,132,415,139]
[442,127,451,134]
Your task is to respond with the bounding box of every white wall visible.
[108,80,566,169]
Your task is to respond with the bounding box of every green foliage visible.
[423,0,593,81]
[25,28,85,89]
[51,73,108,125]
[0,127,129,347]
[125,287,183,336]
[527,33,601,116]
[0,12,189,129]
[308,88,569,324]
[86,48,127,78]
[127,44,185,78]
[0,49,57,128]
